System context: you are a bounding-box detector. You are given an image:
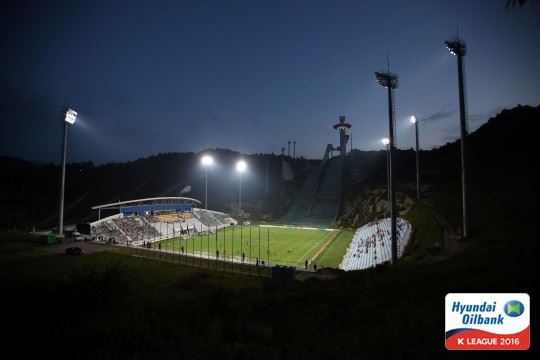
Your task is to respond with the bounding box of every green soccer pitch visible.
[150,225,351,268]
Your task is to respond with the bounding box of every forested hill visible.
[339,104,540,229]
[0,150,318,229]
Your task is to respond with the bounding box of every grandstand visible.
[339,218,411,271]
[92,218,127,244]
[192,208,236,228]
[113,216,159,242]
[279,157,343,228]
[89,197,237,245]
[91,196,200,218]
[192,208,220,227]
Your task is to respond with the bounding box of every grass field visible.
[151,225,342,268]
[312,229,354,268]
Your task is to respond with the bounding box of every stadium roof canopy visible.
[91,197,202,210]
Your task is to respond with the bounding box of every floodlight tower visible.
[236,160,247,215]
[201,155,214,210]
[332,115,351,157]
[410,116,421,200]
[58,107,77,241]
[375,69,399,264]
[445,36,470,239]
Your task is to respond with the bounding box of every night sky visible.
[1,0,539,164]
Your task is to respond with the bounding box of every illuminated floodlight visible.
[410,115,417,124]
[201,155,214,166]
[236,160,247,173]
[63,108,77,125]
[381,138,390,146]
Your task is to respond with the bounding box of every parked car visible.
[64,230,83,242]
[72,231,84,241]
[65,247,84,256]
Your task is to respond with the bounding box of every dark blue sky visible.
[1,0,539,164]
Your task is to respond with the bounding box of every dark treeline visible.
[0,150,318,229]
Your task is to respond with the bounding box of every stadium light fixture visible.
[63,108,78,125]
[236,160,247,173]
[201,155,214,210]
[58,107,78,242]
[445,39,467,57]
[201,155,214,167]
[236,160,247,215]
[381,138,390,145]
[410,115,417,124]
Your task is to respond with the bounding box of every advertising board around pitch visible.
[445,293,529,350]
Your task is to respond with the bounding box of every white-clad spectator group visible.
[340,218,411,271]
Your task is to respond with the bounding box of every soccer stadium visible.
[83,118,412,273]
[88,191,412,271]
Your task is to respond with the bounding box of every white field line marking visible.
[300,232,334,264]
[259,224,338,232]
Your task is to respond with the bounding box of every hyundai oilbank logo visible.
[446,293,530,350]
[504,300,524,317]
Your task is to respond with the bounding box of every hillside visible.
[0,105,538,358]
[338,105,540,232]
[0,151,318,229]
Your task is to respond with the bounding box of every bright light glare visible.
[381,138,390,145]
[64,108,77,125]
[201,155,214,166]
[236,160,247,173]
[410,115,417,124]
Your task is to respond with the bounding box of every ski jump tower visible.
[334,115,351,157]
[324,116,351,160]
[280,116,349,227]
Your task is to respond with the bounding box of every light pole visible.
[201,155,214,210]
[410,116,420,200]
[58,107,77,242]
[375,68,399,264]
[445,36,470,240]
[382,138,390,216]
[236,160,247,215]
